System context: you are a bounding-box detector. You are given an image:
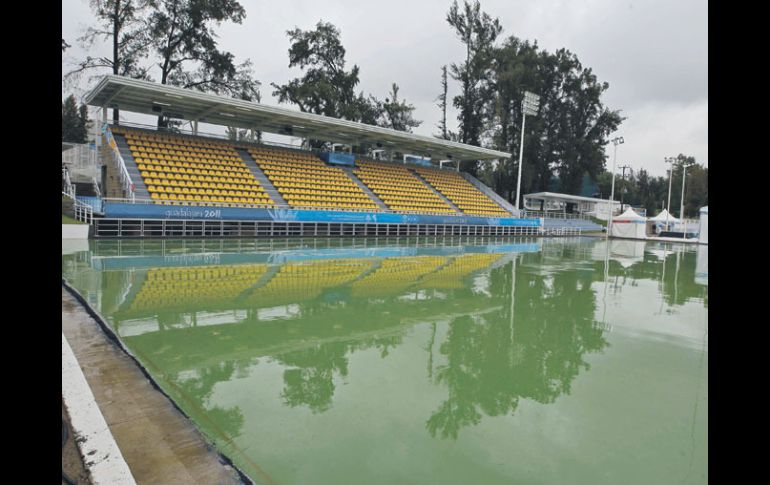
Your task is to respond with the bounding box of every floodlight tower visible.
[514,91,540,212]
[607,136,624,237]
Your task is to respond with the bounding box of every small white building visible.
[610,208,647,239]
[523,192,621,220]
[698,206,708,244]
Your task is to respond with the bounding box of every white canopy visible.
[614,208,646,221]
[649,209,679,222]
[611,208,647,239]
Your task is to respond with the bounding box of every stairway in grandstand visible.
[352,160,456,214]
[248,146,379,211]
[460,172,517,215]
[339,166,389,210]
[413,166,511,217]
[409,169,462,213]
[113,133,150,199]
[236,148,287,206]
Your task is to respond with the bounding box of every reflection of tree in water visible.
[600,249,706,307]
[427,260,608,439]
[175,361,245,439]
[277,334,403,413]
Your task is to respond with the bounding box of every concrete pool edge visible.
[61,280,256,485]
[62,331,136,484]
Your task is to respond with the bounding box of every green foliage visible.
[378,83,421,132]
[62,95,89,143]
[489,38,623,200]
[272,21,368,120]
[271,21,422,152]
[446,0,503,176]
[148,0,260,119]
[66,1,153,121]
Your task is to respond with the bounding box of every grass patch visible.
[62,214,85,225]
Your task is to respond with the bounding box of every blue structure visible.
[104,202,541,227]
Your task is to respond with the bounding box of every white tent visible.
[650,209,679,233]
[611,208,647,239]
[649,209,679,223]
[698,206,708,244]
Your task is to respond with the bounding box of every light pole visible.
[619,164,631,211]
[679,161,688,238]
[514,91,540,213]
[664,157,676,232]
[607,136,624,237]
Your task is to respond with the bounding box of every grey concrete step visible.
[409,169,462,214]
[113,134,150,199]
[340,166,389,210]
[236,149,287,206]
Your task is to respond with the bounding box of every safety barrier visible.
[93,219,541,239]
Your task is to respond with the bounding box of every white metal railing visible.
[62,167,75,198]
[103,123,136,201]
[92,176,101,197]
[522,210,592,220]
[542,227,582,236]
[62,191,94,224]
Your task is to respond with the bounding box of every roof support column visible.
[192,121,198,136]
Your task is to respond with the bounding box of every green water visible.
[62,237,707,485]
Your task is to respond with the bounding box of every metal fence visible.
[93,219,541,239]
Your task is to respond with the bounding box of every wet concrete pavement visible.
[62,286,247,485]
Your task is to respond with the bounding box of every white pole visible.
[607,142,618,237]
[666,165,673,232]
[679,163,687,238]
[515,112,527,211]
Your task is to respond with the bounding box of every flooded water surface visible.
[62,237,708,485]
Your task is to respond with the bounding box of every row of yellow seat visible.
[139,164,253,182]
[119,129,237,151]
[116,127,273,208]
[414,167,510,216]
[354,161,456,214]
[250,147,378,210]
[143,177,264,192]
[149,193,271,206]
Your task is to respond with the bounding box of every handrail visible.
[522,210,593,221]
[62,191,94,224]
[62,167,75,198]
[102,123,135,201]
[100,197,528,219]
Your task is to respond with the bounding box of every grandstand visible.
[80,75,543,238]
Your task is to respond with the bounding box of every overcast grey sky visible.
[61,0,707,176]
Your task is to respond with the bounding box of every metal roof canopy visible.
[85,75,511,161]
[524,192,620,204]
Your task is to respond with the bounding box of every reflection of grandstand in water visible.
[108,249,518,336]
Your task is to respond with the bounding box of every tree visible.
[379,83,421,132]
[436,65,449,139]
[272,21,373,122]
[147,0,261,126]
[272,21,421,150]
[485,35,622,200]
[62,95,90,143]
[66,0,153,122]
[446,0,503,176]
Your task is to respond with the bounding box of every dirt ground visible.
[62,399,92,485]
